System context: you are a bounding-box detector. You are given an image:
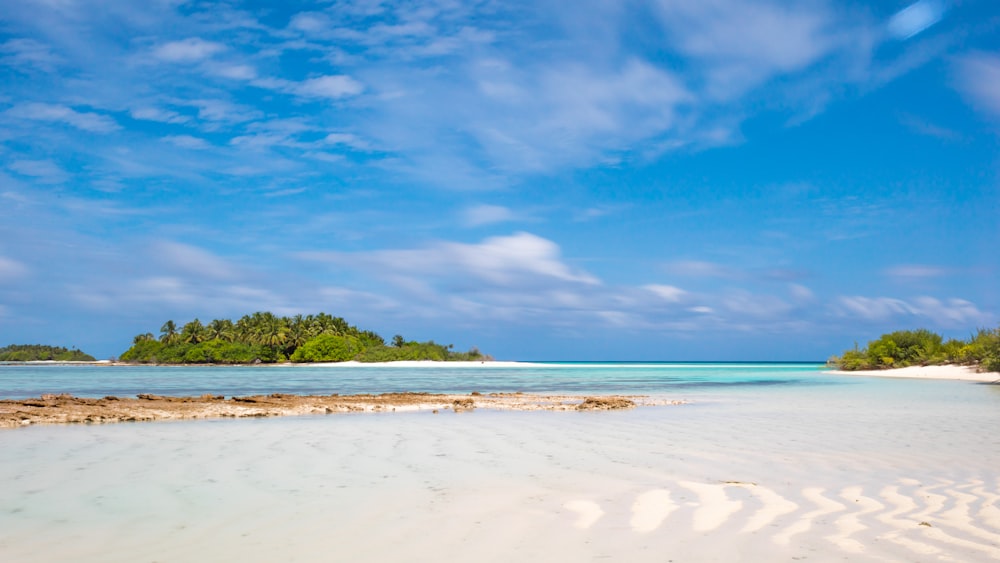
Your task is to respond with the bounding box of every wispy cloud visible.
[461,204,516,227]
[130,106,189,124]
[0,256,29,282]
[162,135,212,150]
[7,159,69,184]
[0,38,61,71]
[835,296,990,326]
[887,0,946,40]
[663,260,739,279]
[954,51,1000,118]
[153,38,226,63]
[301,232,601,288]
[295,75,365,99]
[883,264,951,279]
[5,102,119,132]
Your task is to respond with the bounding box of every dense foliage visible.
[119,312,488,364]
[828,327,1000,373]
[0,344,96,362]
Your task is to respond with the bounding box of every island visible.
[826,327,1000,375]
[0,344,96,362]
[119,312,490,364]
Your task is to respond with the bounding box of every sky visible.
[0,0,998,361]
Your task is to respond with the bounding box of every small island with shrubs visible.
[827,327,1000,373]
[119,312,490,365]
[0,344,96,362]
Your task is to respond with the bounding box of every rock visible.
[575,397,635,410]
[452,398,475,412]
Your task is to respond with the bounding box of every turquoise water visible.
[0,362,830,399]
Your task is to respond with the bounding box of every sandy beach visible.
[828,364,1000,383]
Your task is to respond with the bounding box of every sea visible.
[2,362,999,562]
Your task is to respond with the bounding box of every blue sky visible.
[0,0,998,360]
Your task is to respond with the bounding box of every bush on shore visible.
[828,327,1000,373]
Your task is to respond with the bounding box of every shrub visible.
[290,334,362,363]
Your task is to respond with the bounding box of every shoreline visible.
[827,364,1000,383]
[0,392,686,429]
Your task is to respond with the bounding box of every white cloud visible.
[5,102,119,132]
[302,232,600,288]
[7,159,69,183]
[296,75,364,99]
[721,291,793,318]
[211,63,257,80]
[288,12,332,34]
[0,38,60,71]
[788,283,814,302]
[462,204,515,227]
[324,132,370,150]
[643,284,687,303]
[884,264,950,279]
[0,256,29,282]
[153,241,238,281]
[186,99,261,123]
[663,260,738,279]
[162,135,211,150]
[153,38,225,62]
[654,0,850,100]
[130,106,189,124]
[955,52,1000,118]
[836,295,990,326]
[888,0,945,40]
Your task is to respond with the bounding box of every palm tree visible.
[160,320,179,344]
[133,333,155,345]
[255,312,288,347]
[206,319,234,342]
[284,315,309,356]
[181,318,207,344]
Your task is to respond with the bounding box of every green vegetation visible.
[119,312,489,365]
[0,344,96,362]
[828,327,1000,373]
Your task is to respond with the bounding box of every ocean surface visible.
[2,363,999,562]
[0,361,829,399]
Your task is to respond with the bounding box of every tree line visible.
[119,312,488,364]
[828,327,1000,373]
[0,344,96,362]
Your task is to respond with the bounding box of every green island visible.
[827,327,1000,373]
[119,312,489,364]
[0,344,96,362]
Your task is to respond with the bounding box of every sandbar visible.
[0,392,684,429]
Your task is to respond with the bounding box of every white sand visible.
[828,364,999,382]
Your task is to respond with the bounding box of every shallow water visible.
[0,362,826,398]
[1,364,999,562]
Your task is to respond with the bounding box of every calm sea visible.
[0,362,829,399]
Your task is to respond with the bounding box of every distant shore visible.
[828,364,1000,383]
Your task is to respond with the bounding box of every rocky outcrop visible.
[0,392,683,429]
